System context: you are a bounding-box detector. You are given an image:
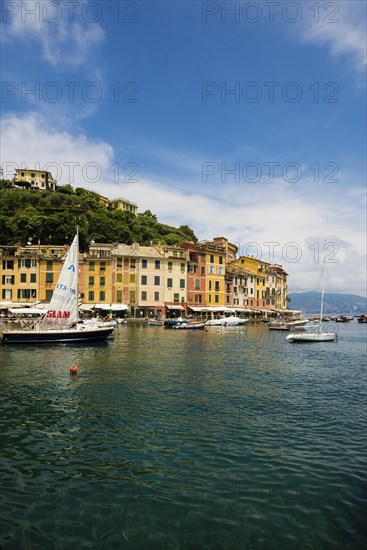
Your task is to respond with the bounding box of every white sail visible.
[41,233,79,327]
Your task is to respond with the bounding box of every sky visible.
[0,0,366,295]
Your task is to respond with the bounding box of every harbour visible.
[1,322,366,548]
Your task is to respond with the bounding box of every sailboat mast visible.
[319,255,326,333]
[76,226,79,322]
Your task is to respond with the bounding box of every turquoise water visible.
[1,323,366,549]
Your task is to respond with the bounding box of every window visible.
[155,260,161,269]
[250,288,253,295]
[117,257,123,268]
[129,274,135,283]
[46,260,53,271]
[89,261,95,271]
[18,259,36,268]
[210,254,214,263]
[20,273,27,283]
[99,291,105,301]
[180,263,185,272]
[201,266,205,275]
[2,275,14,285]
[250,276,254,283]
[257,278,259,285]
[89,291,94,301]
[173,251,178,258]
[116,290,123,302]
[173,293,179,302]
[257,290,259,298]
[2,289,12,299]
[117,273,122,283]
[89,276,94,286]
[100,276,105,287]
[154,276,160,286]
[130,291,136,302]
[30,274,36,283]
[226,296,230,304]
[142,259,147,268]
[215,281,220,291]
[17,289,36,299]
[208,280,212,290]
[195,279,200,290]
[100,261,106,272]
[46,290,53,301]
[167,278,173,288]
[208,294,212,303]
[31,172,35,177]
[168,261,173,271]
[141,291,147,301]
[180,279,185,288]
[219,256,223,264]
[208,266,216,274]
[226,284,231,293]
[218,267,225,275]
[141,275,147,285]
[215,295,219,303]
[188,265,197,273]
[195,294,202,303]
[46,273,53,283]
[130,259,136,269]
[154,292,160,301]
[2,260,14,270]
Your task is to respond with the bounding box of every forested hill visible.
[0,182,197,250]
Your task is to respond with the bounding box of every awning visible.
[166,305,184,310]
[79,304,95,311]
[0,301,42,309]
[9,308,46,315]
[94,304,128,311]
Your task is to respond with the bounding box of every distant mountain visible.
[288,291,367,315]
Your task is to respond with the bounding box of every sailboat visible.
[286,259,337,343]
[1,232,114,344]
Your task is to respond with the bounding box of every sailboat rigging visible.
[286,255,338,343]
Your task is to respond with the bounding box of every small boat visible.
[1,231,114,344]
[148,319,163,326]
[174,321,205,330]
[287,260,337,343]
[164,317,187,328]
[205,316,249,326]
[336,316,352,323]
[357,315,367,323]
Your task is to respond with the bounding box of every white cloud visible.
[1,0,105,69]
[1,111,366,296]
[297,1,367,74]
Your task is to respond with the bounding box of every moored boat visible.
[1,231,114,345]
[174,321,205,330]
[287,258,337,343]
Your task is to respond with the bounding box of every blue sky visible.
[1,1,366,294]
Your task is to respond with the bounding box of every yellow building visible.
[201,238,234,306]
[14,168,57,192]
[230,256,268,310]
[0,244,67,304]
[80,244,114,305]
[109,198,138,216]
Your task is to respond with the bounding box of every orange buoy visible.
[70,365,78,375]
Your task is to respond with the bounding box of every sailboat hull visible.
[2,327,114,344]
[286,332,337,342]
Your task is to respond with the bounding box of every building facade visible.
[13,168,57,192]
[0,240,289,315]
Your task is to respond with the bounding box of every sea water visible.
[0,323,366,549]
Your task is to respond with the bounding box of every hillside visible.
[288,291,367,315]
[0,182,197,250]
